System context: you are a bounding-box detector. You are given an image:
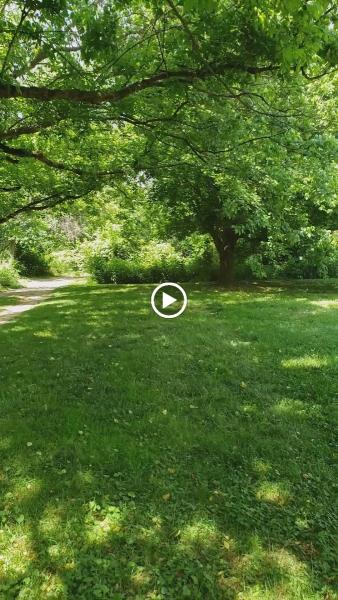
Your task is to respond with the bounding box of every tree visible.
[144,75,338,283]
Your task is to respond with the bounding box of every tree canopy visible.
[0,0,337,281]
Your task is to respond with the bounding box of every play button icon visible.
[151,283,188,319]
[162,291,177,309]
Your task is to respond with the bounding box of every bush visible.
[283,230,338,279]
[87,255,185,284]
[88,256,141,284]
[87,240,218,285]
[245,229,338,280]
[15,246,51,277]
[0,262,20,288]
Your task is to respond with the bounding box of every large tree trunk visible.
[218,244,235,285]
[212,227,238,286]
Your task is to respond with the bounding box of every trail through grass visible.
[0,282,337,599]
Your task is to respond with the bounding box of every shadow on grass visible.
[0,283,337,599]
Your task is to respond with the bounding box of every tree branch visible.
[0,190,91,224]
[0,3,31,78]
[0,141,124,178]
[0,185,21,191]
[13,45,82,78]
[0,62,276,104]
[0,142,85,175]
[166,0,201,57]
[301,66,338,81]
[0,120,55,140]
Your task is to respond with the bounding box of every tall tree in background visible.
[143,75,337,283]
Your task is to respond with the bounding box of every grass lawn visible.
[0,282,337,600]
[0,295,19,307]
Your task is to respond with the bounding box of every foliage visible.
[0,214,86,275]
[282,230,338,279]
[245,228,338,280]
[87,239,217,284]
[14,243,51,276]
[0,0,336,254]
[80,198,218,283]
[144,85,337,282]
[0,260,19,288]
[47,248,84,275]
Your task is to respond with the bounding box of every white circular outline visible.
[151,282,188,319]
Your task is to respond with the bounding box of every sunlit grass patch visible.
[0,529,35,577]
[282,355,329,369]
[310,299,338,309]
[33,329,56,339]
[232,540,317,600]
[39,505,63,536]
[130,566,152,590]
[256,481,292,506]
[273,398,307,416]
[84,502,124,544]
[177,519,220,556]
[38,573,67,598]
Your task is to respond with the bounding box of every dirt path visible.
[0,277,80,325]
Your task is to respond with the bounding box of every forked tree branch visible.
[0,142,85,175]
[0,141,125,177]
[0,190,91,224]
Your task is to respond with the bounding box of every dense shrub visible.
[87,240,218,284]
[283,230,338,279]
[86,227,338,285]
[15,245,51,277]
[245,229,338,280]
[0,262,20,288]
[88,256,141,284]
[87,255,188,284]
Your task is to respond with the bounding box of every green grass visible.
[0,282,337,600]
[0,295,18,307]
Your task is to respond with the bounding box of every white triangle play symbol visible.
[162,291,177,309]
